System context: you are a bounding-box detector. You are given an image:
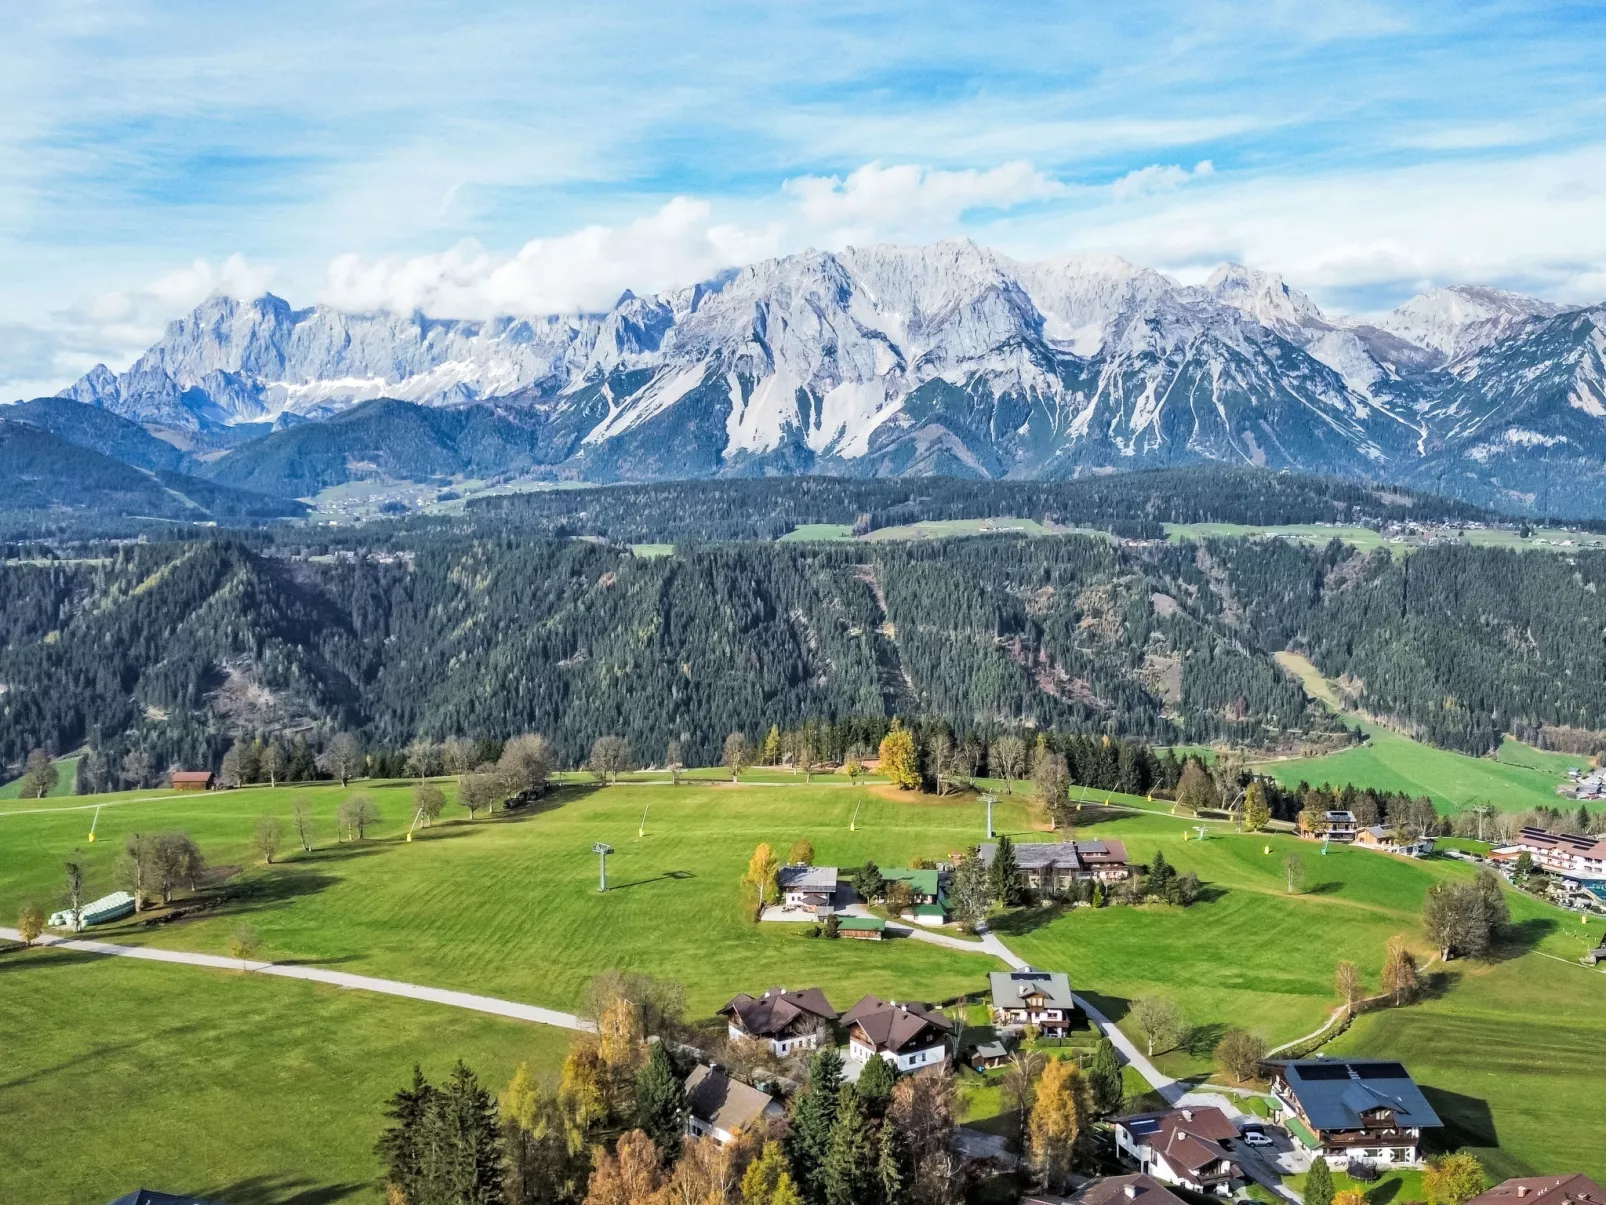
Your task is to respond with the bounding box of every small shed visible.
[169,770,215,792]
[838,916,885,941]
[970,1040,1010,1069]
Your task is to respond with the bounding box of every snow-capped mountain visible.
[53,239,1605,511]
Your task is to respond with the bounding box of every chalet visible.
[1466,1176,1605,1205]
[977,839,1130,892]
[684,1064,784,1144]
[777,865,840,914]
[1353,827,1436,858]
[988,966,1076,1036]
[1069,1173,1192,1205]
[719,987,838,1057]
[1313,811,1358,842]
[1271,1058,1442,1166]
[1112,1107,1243,1196]
[1491,828,1606,884]
[842,994,953,1072]
[169,770,214,792]
[881,867,949,924]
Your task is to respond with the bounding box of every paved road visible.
[0,927,594,1032]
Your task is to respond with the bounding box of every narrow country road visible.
[0,927,594,1032]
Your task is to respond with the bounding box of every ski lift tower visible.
[983,794,996,839]
[593,842,614,892]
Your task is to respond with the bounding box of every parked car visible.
[1242,1131,1274,1148]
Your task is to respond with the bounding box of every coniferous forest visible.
[5,514,1605,782]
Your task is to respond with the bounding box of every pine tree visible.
[1088,1037,1124,1115]
[744,1140,793,1205]
[416,1061,504,1205]
[788,1049,844,1205]
[1241,782,1272,831]
[822,1086,877,1205]
[856,1054,898,1115]
[375,1064,436,1202]
[988,833,1020,905]
[1305,1157,1335,1205]
[633,1041,686,1159]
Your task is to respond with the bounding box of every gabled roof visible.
[843,994,952,1053]
[1116,1107,1241,1175]
[169,771,214,784]
[1516,828,1606,860]
[979,840,1129,871]
[1275,1059,1442,1131]
[719,986,838,1037]
[778,865,839,892]
[1468,1176,1605,1205]
[882,867,941,895]
[1078,1173,1191,1205]
[685,1063,779,1134]
[989,967,1074,1010]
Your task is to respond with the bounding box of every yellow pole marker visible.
[850,800,862,831]
[1264,844,1271,855]
[638,803,649,838]
[87,805,101,842]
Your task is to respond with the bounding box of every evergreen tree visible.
[1305,1157,1335,1205]
[417,1061,504,1205]
[822,1086,878,1205]
[375,1064,436,1202]
[788,1049,844,1205]
[988,833,1020,905]
[856,1054,898,1115]
[1088,1037,1124,1115]
[949,847,993,932]
[633,1041,686,1159]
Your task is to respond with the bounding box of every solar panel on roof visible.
[1353,1062,1410,1079]
[1296,1064,1353,1080]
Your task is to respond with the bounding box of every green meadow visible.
[3,776,1604,1199]
[0,755,79,799]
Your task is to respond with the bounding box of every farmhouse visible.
[881,866,949,923]
[988,966,1076,1036]
[168,770,214,791]
[1113,1107,1243,1196]
[1466,1176,1605,1205]
[1271,1058,1442,1166]
[719,987,838,1057]
[1311,810,1358,842]
[1491,828,1606,884]
[977,839,1130,892]
[777,865,840,913]
[684,1063,783,1144]
[1352,826,1436,857]
[842,994,953,1072]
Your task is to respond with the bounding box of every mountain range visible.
[36,239,1606,513]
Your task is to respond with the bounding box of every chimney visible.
[1125,1185,1139,1200]
[1182,1109,1193,1121]
[1518,1190,1529,1199]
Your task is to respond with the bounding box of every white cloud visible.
[783,161,1068,244]
[1110,160,1215,201]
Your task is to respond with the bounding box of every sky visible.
[4,0,1606,398]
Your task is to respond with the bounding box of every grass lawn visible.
[0,755,79,800]
[1288,1167,1425,1205]
[0,942,571,1205]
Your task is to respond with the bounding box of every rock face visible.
[58,239,1606,509]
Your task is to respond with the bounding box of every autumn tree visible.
[1213,1029,1267,1084]
[458,770,501,820]
[1283,851,1307,894]
[290,796,316,851]
[413,781,446,826]
[251,814,283,864]
[558,1043,610,1151]
[1174,759,1220,815]
[502,1060,588,1205]
[116,832,155,910]
[744,1139,803,1205]
[1241,781,1272,831]
[499,733,555,796]
[228,923,261,969]
[1033,749,1071,827]
[725,732,753,782]
[1382,935,1420,1005]
[762,725,783,766]
[589,735,633,784]
[879,721,920,790]
[991,734,1027,794]
[20,749,58,799]
[1425,1153,1487,1205]
[320,732,364,787]
[1131,995,1187,1056]
[1002,1050,1045,1128]
[260,741,287,788]
[1027,1057,1093,1191]
[16,903,44,946]
[337,792,381,840]
[789,840,815,866]
[1335,961,1363,1013]
[743,843,781,919]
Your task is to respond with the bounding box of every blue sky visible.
[4,0,1606,396]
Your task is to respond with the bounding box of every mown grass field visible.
[1262,652,1586,814]
[4,778,1603,1195]
[0,755,79,800]
[0,943,570,1205]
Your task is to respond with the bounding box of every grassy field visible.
[1164,523,1606,556]
[5,777,1604,1192]
[778,518,1111,543]
[0,943,571,1205]
[1261,653,1584,814]
[0,755,79,800]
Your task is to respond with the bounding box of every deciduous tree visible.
[1425,1153,1487,1205]
[1213,1029,1267,1084]
[500,733,555,795]
[260,742,287,788]
[879,722,920,790]
[20,749,58,798]
[1335,961,1363,1013]
[291,796,316,851]
[228,923,261,969]
[17,903,44,946]
[1131,995,1186,1056]
[743,843,781,918]
[991,735,1027,794]
[725,732,753,782]
[320,732,364,787]
[1283,851,1307,895]
[584,1129,664,1205]
[789,840,815,866]
[413,781,446,826]
[1382,935,1420,1005]
[251,815,283,864]
[1027,1058,1092,1192]
[1033,749,1071,826]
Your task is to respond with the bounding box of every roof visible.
[1468,1177,1605,1205]
[1515,827,1606,860]
[990,966,1075,1010]
[978,839,1129,871]
[843,994,952,1053]
[882,867,941,895]
[169,771,213,784]
[972,1040,1009,1060]
[1077,1173,1191,1205]
[1325,811,1357,822]
[838,916,885,932]
[778,865,839,892]
[684,1064,778,1134]
[1116,1108,1240,1174]
[719,986,838,1037]
[107,1192,223,1205]
[1275,1059,1442,1132]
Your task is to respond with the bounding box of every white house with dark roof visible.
[718,987,838,1057]
[842,995,953,1072]
[1113,1107,1243,1195]
[1271,1058,1442,1166]
[988,967,1076,1036]
[978,840,1130,892]
[684,1064,784,1144]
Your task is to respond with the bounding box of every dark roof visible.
[980,839,1129,871]
[1468,1177,1605,1205]
[1078,1173,1191,1205]
[684,1063,778,1133]
[1116,1107,1240,1175]
[842,994,952,1053]
[719,986,838,1037]
[1275,1059,1442,1131]
[989,966,1074,1010]
[108,1192,223,1205]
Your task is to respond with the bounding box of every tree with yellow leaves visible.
[504,1060,588,1205]
[1027,1057,1093,1192]
[878,720,920,790]
[584,1129,664,1205]
[1334,1190,1369,1205]
[742,1139,798,1205]
[558,1043,610,1152]
[742,842,781,920]
[598,998,646,1077]
[1240,781,1272,832]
